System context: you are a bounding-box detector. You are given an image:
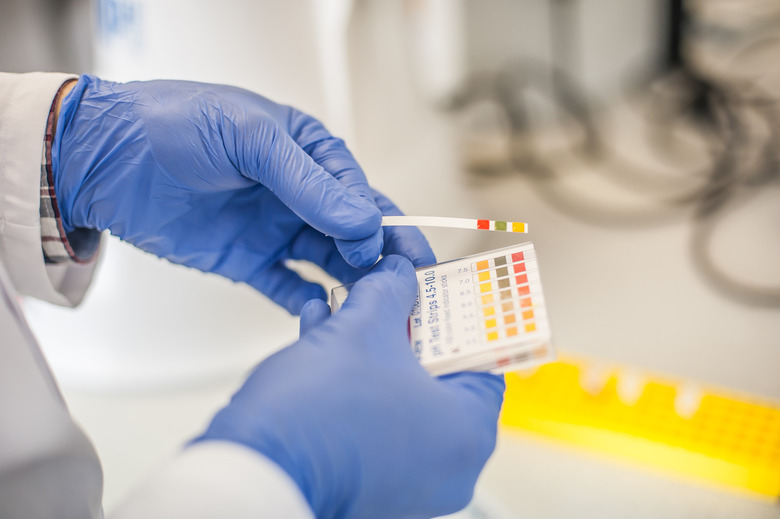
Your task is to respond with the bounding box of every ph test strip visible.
[381,216,528,233]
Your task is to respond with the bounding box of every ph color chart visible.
[331,243,553,376]
[409,243,553,376]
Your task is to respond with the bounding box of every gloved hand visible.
[53,75,434,313]
[195,255,505,519]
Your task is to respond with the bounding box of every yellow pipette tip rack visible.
[500,356,780,499]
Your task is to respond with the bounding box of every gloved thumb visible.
[339,255,418,337]
[299,298,331,336]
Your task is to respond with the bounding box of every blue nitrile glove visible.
[195,255,505,519]
[52,75,435,313]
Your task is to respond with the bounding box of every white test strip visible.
[381,216,529,233]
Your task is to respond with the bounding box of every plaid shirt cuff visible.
[40,81,100,264]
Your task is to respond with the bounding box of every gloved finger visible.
[299,298,332,336]
[289,193,435,285]
[338,255,418,340]
[288,227,367,285]
[288,110,372,198]
[333,232,384,271]
[286,186,434,272]
[233,121,382,262]
[371,189,437,268]
[244,261,327,315]
[288,111,385,269]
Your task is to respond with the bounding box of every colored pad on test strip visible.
[477,219,526,232]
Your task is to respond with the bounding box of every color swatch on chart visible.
[381,216,528,233]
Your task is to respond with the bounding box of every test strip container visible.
[331,243,555,376]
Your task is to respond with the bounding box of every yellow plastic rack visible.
[500,356,780,498]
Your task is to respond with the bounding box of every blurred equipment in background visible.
[448,0,780,307]
[0,0,92,73]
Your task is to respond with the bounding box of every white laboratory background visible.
[10,0,780,517]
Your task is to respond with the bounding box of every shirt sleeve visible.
[109,441,315,519]
[0,72,101,306]
[40,80,100,265]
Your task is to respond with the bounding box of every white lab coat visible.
[0,72,314,519]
